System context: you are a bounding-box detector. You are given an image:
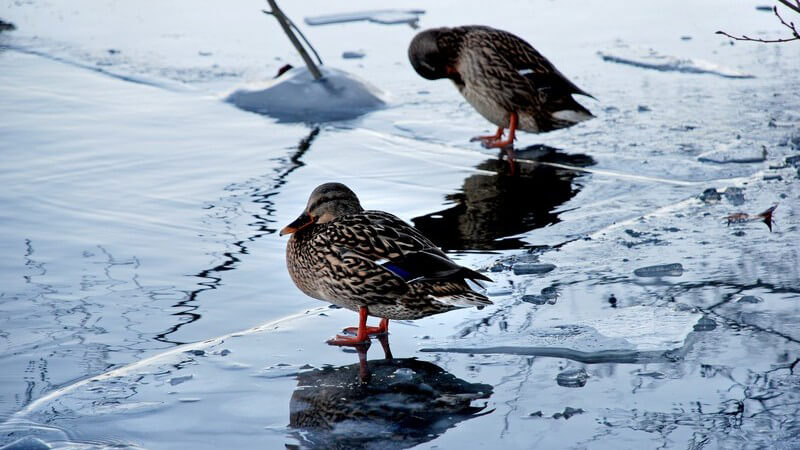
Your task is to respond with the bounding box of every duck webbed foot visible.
[326,335,372,347]
[470,127,504,144]
[342,318,388,337]
[482,112,518,149]
[327,307,384,346]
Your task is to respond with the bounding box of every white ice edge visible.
[597,49,755,79]
[304,9,425,26]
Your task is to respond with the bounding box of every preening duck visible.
[409,25,594,163]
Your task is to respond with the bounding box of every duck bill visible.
[280,212,314,236]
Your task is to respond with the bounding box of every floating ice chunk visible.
[723,187,746,206]
[633,263,684,277]
[552,407,584,419]
[698,142,767,164]
[513,263,556,275]
[224,66,387,122]
[693,317,717,331]
[342,50,365,59]
[522,294,549,305]
[556,368,588,387]
[168,375,193,386]
[598,48,755,78]
[392,368,415,380]
[699,188,721,203]
[305,10,425,27]
[635,371,666,379]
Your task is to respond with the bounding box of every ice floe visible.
[305,9,425,27]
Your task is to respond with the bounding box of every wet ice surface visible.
[1,0,800,449]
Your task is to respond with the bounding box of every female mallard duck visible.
[280,183,492,346]
[408,25,594,160]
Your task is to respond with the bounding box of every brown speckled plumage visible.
[409,25,593,134]
[282,183,491,323]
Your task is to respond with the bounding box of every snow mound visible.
[224,66,387,122]
[598,48,755,79]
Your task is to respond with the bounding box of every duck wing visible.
[458,26,593,115]
[327,211,492,285]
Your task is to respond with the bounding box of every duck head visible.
[408,28,462,83]
[280,183,363,236]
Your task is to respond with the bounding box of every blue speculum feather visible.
[382,262,415,281]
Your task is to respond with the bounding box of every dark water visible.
[413,146,595,250]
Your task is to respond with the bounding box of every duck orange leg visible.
[343,317,388,336]
[482,112,517,172]
[482,112,517,151]
[470,126,504,144]
[327,306,373,346]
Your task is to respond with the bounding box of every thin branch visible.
[285,15,323,66]
[715,30,800,43]
[774,6,800,37]
[715,5,800,43]
[263,0,323,80]
[777,0,800,14]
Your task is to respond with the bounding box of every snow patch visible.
[224,66,387,122]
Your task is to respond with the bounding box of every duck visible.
[280,182,492,346]
[408,25,594,163]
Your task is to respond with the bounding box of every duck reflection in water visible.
[286,335,493,450]
[413,145,595,250]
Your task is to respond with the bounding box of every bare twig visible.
[777,0,800,14]
[285,15,323,66]
[716,5,800,43]
[263,0,323,80]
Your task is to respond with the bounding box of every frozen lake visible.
[1,1,799,448]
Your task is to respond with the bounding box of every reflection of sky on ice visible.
[1,0,799,448]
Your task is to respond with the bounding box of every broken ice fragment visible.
[513,263,556,275]
[305,9,425,27]
[169,375,193,386]
[598,48,755,78]
[633,263,684,277]
[552,407,585,419]
[698,144,767,164]
[693,317,717,331]
[342,50,365,59]
[699,188,721,203]
[723,187,745,206]
[635,371,666,379]
[556,368,589,387]
[522,295,548,305]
